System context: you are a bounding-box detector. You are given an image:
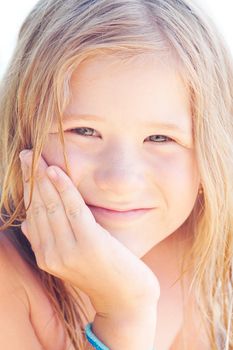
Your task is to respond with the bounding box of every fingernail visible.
[19,149,31,161]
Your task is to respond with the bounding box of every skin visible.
[42,53,200,258]
[19,53,202,349]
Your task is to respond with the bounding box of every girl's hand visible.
[19,149,160,317]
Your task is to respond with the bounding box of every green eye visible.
[146,135,174,143]
[68,127,98,137]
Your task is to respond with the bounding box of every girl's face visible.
[42,54,200,258]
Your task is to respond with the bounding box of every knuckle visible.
[35,252,46,270]
[60,244,80,268]
[32,239,42,252]
[44,249,62,273]
[31,201,44,217]
[66,204,81,219]
[59,186,68,195]
[60,251,75,269]
[58,181,69,194]
[46,200,60,215]
[37,259,45,271]
[26,213,33,225]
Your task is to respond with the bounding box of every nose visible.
[94,144,146,196]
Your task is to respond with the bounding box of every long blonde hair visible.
[0,0,232,348]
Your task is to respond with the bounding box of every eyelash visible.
[67,127,175,143]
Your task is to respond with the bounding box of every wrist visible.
[90,282,160,317]
[90,301,157,350]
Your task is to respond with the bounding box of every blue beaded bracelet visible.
[85,322,110,350]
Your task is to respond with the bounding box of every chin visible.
[107,227,167,259]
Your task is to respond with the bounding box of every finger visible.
[46,166,102,242]
[25,205,45,267]
[20,155,41,249]
[34,156,76,248]
[21,220,29,239]
[21,219,40,258]
[20,152,55,253]
[29,182,56,249]
[19,153,32,209]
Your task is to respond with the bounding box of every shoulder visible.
[0,228,45,322]
[0,229,39,294]
[0,229,68,350]
[0,230,31,298]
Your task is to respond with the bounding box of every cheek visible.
[41,136,94,183]
[41,136,64,168]
[155,150,200,201]
[153,151,200,232]
[66,151,93,184]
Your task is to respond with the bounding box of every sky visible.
[0,1,233,78]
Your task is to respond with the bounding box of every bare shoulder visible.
[0,229,41,301]
[0,230,68,350]
[0,230,32,299]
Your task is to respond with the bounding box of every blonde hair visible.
[0,0,232,348]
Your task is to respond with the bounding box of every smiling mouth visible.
[87,205,155,220]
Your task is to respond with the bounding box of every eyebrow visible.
[63,113,190,134]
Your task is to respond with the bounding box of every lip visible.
[87,205,154,220]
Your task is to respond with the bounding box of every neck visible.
[141,225,194,292]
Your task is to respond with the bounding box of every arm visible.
[20,150,160,350]
[0,243,45,350]
[91,294,157,350]
[0,289,45,350]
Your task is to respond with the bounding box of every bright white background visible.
[0,1,233,78]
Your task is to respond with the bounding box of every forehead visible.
[70,52,186,87]
[65,53,191,130]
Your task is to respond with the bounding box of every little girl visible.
[0,0,232,349]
